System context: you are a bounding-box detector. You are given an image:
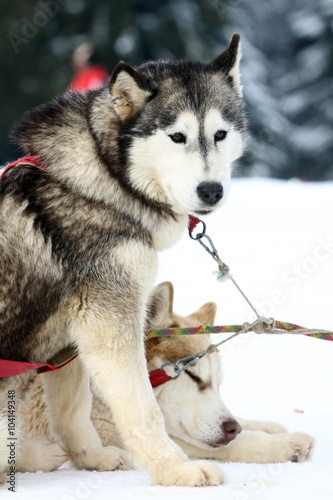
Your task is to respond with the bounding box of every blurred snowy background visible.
[0,0,332,179]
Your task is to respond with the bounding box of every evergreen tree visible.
[0,0,332,179]
[229,0,333,179]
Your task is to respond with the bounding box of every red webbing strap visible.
[188,215,201,232]
[0,359,169,386]
[0,154,56,378]
[149,369,172,388]
[0,356,78,378]
[1,154,45,179]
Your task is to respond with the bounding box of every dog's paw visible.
[153,460,226,487]
[15,438,68,472]
[73,445,133,472]
[285,432,315,462]
[272,432,314,463]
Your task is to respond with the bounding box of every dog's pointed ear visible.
[211,33,242,96]
[187,302,217,326]
[146,281,174,330]
[109,62,153,120]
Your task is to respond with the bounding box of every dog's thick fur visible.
[0,35,246,486]
[21,282,314,470]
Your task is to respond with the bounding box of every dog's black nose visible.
[221,419,242,444]
[197,182,223,206]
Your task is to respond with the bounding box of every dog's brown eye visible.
[169,132,186,144]
[214,130,227,142]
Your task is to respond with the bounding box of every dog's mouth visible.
[176,422,229,451]
[204,438,231,448]
[193,207,215,216]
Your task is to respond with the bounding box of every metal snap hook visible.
[189,219,206,240]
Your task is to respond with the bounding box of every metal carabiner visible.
[197,233,221,264]
[189,217,228,272]
[189,218,207,240]
[160,352,203,380]
[189,218,217,258]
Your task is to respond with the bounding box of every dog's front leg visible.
[41,358,133,471]
[236,417,287,434]
[75,309,225,487]
[172,430,314,464]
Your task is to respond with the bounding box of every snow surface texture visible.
[2,179,333,499]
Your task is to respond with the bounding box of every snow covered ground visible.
[2,178,333,499]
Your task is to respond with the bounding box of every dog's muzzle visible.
[209,418,242,447]
[222,418,242,444]
[197,182,223,206]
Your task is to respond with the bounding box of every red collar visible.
[148,369,172,388]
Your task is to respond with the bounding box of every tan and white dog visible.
[20,282,314,472]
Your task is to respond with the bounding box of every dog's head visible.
[109,34,246,217]
[146,282,241,450]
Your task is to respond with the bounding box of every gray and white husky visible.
[0,34,246,486]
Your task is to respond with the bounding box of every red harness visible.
[0,154,44,178]
[0,358,171,387]
[0,358,77,378]
[0,156,197,387]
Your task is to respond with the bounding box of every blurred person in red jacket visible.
[69,42,109,92]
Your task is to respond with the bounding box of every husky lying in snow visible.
[20,282,314,472]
